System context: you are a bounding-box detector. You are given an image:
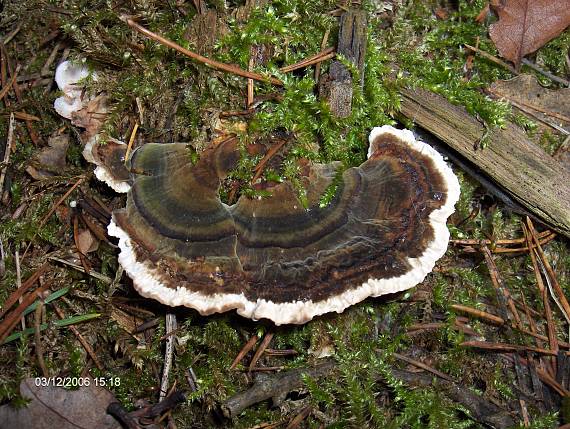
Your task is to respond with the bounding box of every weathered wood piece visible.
[221,361,335,418]
[319,9,367,118]
[399,87,570,238]
[221,360,516,428]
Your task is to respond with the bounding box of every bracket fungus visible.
[109,129,459,325]
[54,62,460,325]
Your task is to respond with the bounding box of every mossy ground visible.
[0,0,569,428]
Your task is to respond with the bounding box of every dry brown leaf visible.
[77,228,100,254]
[489,0,570,66]
[0,378,121,429]
[435,7,449,20]
[71,94,108,140]
[110,306,145,339]
[26,134,70,180]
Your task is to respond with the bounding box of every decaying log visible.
[319,9,367,118]
[399,87,570,238]
[221,360,516,428]
[221,361,335,418]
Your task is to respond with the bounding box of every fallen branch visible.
[399,87,570,238]
[222,360,515,428]
[391,369,515,428]
[129,390,186,419]
[222,361,335,418]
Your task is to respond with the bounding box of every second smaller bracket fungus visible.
[83,137,131,193]
[53,61,131,193]
[109,126,460,325]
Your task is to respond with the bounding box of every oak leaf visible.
[26,134,70,180]
[489,0,570,66]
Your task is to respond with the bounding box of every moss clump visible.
[534,30,570,84]
[383,0,512,134]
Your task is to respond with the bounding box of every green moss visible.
[538,129,564,156]
[217,0,337,69]
[511,113,538,136]
[491,362,515,400]
[0,190,63,248]
[534,30,570,84]
[385,0,512,135]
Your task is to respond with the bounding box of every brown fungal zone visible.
[112,131,449,305]
[92,139,130,182]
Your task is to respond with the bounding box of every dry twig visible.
[124,121,139,162]
[0,112,15,197]
[0,279,52,344]
[159,313,177,402]
[393,352,454,382]
[285,406,312,429]
[464,43,517,74]
[451,304,504,325]
[52,302,103,370]
[527,218,570,323]
[249,332,274,372]
[14,251,25,330]
[34,301,48,377]
[0,65,20,101]
[461,340,570,357]
[280,47,335,73]
[230,334,259,370]
[521,58,570,87]
[0,262,49,319]
[121,16,283,86]
[48,256,113,284]
[482,245,523,329]
[252,139,289,183]
[22,176,84,261]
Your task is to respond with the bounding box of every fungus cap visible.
[54,61,93,119]
[108,126,460,325]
